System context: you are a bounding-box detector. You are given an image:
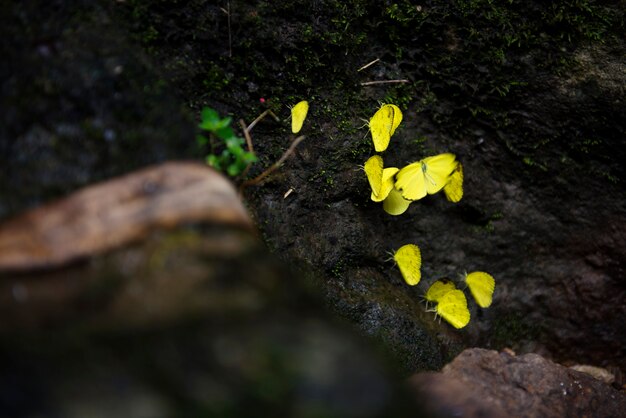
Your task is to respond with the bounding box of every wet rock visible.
[409,348,626,418]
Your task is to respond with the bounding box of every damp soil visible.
[3,0,625,376]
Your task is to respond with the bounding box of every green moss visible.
[202,63,230,92]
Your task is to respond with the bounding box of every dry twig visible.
[239,119,254,154]
[220,1,232,58]
[357,58,380,72]
[360,79,410,86]
[239,136,306,193]
[247,109,280,132]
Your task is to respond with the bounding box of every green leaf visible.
[199,107,232,132]
[196,134,208,146]
[227,163,241,176]
[199,108,220,130]
[228,145,244,157]
[215,116,232,129]
[198,107,258,176]
[242,152,258,164]
[225,136,244,148]
[206,154,221,170]
[216,126,235,140]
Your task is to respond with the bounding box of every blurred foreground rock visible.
[0,162,252,272]
[409,348,626,418]
[0,164,420,417]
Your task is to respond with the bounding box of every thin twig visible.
[247,109,280,132]
[239,119,254,153]
[237,119,254,179]
[357,58,380,72]
[240,136,305,192]
[360,79,410,86]
[222,1,232,58]
[236,108,281,180]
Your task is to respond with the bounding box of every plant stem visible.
[239,136,305,193]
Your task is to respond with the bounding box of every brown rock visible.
[0,162,252,272]
[408,348,626,418]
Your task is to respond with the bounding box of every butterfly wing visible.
[436,289,470,329]
[369,106,393,152]
[395,161,427,201]
[425,279,456,303]
[422,153,457,195]
[386,104,403,137]
[393,244,421,285]
[372,167,399,202]
[443,162,464,203]
[291,101,309,133]
[382,188,412,215]
[465,271,495,308]
[364,155,384,197]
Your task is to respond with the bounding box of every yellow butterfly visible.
[382,188,412,215]
[364,155,384,196]
[364,155,399,202]
[393,243,421,285]
[433,289,470,329]
[291,100,309,133]
[424,278,457,308]
[369,104,402,152]
[464,271,495,308]
[372,167,399,202]
[443,162,464,203]
[395,153,457,201]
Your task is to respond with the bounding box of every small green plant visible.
[197,107,257,176]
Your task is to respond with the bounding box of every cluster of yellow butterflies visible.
[364,104,464,215]
[392,243,495,329]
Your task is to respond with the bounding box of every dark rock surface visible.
[409,348,626,418]
[0,0,196,220]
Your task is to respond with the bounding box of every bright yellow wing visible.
[443,162,464,203]
[436,289,470,329]
[364,155,383,197]
[382,188,412,215]
[393,244,421,285]
[371,167,399,202]
[383,104,403,137]
[425,279,456,303]
[369,104,401,152]
[394,161,427,201]
[465,271,495,308]
[369,107,391,152]
[422,153,457,195]
[291,101,309,133]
